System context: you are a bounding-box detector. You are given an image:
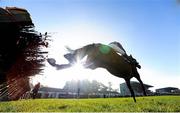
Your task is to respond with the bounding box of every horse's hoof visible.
[47,58,56,66]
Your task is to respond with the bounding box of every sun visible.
[67,61,89,80]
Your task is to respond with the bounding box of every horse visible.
[47,43,146,102]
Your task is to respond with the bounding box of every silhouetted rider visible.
[32,82,40,99]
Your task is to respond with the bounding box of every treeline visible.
[63,79,118,95]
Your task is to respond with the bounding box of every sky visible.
[1,0,180,91]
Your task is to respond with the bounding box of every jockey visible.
[108,41,139,68]
[32,82,40,99]
[109,41,126,55]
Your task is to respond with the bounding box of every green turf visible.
[0,96,180,112]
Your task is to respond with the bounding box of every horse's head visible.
[64,52,77,64]
[129,55,141,69]
[64,46,78,64]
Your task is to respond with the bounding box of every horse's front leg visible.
[55,64,72,70]
[47,58,72,70]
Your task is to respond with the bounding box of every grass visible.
[0,96,180,112]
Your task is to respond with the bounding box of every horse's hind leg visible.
[125,79,136,102]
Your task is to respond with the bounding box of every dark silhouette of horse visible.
[47,43,146,102]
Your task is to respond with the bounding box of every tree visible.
[91,80,101,94]
[0,21,49,100]
[63,79,110,95]
[108,82,113,92]
[99,83,108,93]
